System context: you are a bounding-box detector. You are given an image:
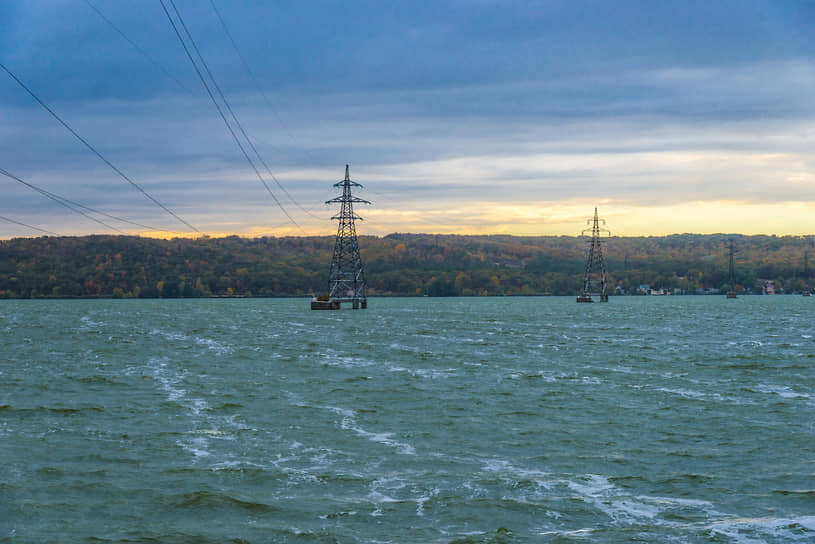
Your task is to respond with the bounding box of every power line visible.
[0,62,200,233]
[159,0,301,230]
[0,166,180,234]
[0,215,60,236]
[207,0,322,219]
[83,0,194,94]
[0,166,123,233]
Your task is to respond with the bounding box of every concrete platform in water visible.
[311,297,340,310]
[310,297,367,310]
[577,294,608,303]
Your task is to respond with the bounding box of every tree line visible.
[0,233,812,298]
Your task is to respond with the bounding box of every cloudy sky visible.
[1,0,814,238]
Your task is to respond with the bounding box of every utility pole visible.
[726,239,737,298]
[577,207,609,303]
[312,165,371,310]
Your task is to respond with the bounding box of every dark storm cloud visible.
[1,1,814,236]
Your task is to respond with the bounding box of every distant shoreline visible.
[1,233,812,299]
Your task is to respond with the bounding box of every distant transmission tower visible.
[577,207,609,303]
[312,165,371,310]
[726,239,737,298]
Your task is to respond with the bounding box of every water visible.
[1,296,813,543]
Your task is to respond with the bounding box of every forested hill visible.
[0,233,812,298]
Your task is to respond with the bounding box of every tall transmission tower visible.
[312,165,371,310]
[577,207,609,303]
[727,239,737,298]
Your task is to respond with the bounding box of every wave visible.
[34,405,106,414]
[448,527,515,543]
[161,489,279,513]
[772,489,815,497]
[708,515,815,542]
[71,374,124,386]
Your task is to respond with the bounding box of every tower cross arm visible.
[325,196,372,204]
[331,213,365,221]
[333,180,364,188]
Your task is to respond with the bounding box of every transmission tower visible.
[312,165,371,310]
[726,239,737,298]
[577,207,609,303]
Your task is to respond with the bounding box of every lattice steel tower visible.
[325,165,370,309]
[577,207,609,303]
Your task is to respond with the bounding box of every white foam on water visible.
[147,358,239,464]
[657,387,726,401]
[708,515,815,543]
[149,328,233,356]
[151,329,188,342]
[325,405,356,418]
[194,336,233,355]
[567,474,615,497]
[177,436,211,458]
[346,424,416,455]
[567,475,673,525]
[318,511,358,520]
[211,459,265,470]
[481,459,552,495]
[538,528,595,538]
[149,358,186,402]
[754,384,810,400]
[637,495,715,509]
[415,495,430,516]
[482,459,549,481]
[191,398,208,415]
[601,499,661,522]
[386,363,458,379]
[79,315,104,330]
[366,476,435,518]
[409,367,457,380]
[325,404,416,455]
[321,355,376,369]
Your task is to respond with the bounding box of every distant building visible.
[637,284,650,295]
[697,287,720,295]
[759,279,776,295]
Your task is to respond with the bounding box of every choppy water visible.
[1,296,814,543]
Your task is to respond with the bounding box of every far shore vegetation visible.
[0,233,812,299]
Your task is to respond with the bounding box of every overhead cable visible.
[0,166,179,234]
[83,0,193,94]
[208,0,323,219]
[159,0,301,230]
[0,214,60,236]
[0,62,200,233]
[1,166,124,233]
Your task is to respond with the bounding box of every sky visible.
[1,0,814,238]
